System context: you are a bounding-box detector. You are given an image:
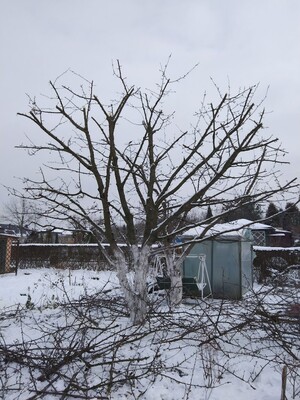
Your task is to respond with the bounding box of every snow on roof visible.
[182,219,277,240]
[229,219,273,230]
[254,246,300,251]
[0,232,19,238]
[182,220,252,240]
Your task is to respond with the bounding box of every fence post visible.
[15,240,20,276]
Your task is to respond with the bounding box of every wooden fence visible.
[16,243,112,270]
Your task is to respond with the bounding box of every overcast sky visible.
[1,0,300,213]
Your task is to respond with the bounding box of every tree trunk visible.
[165,249,183,308]
[114,245,150,325]
[281,365,287,400]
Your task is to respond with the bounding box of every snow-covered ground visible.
[0,268,299,399]
[0,268,119,310]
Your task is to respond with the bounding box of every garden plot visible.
[0,268,299,400]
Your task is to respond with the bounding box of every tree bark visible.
[165,248,183,308]
[115,245,150,324]
[281,364,287,400]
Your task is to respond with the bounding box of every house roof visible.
[0,232,19,239]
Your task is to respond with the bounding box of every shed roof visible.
[182,220,253,241]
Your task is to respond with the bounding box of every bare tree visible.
[16,62,297,323]
[1,196,38,237]
[265,201,283,227]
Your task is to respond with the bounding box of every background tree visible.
[205,205,213,220]
[221,195,263,223]
[1,196,38,237]
[265,201,283,227]
[15,64,298,323]
[282,202,300,231]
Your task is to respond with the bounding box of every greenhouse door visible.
[213,241,241,299]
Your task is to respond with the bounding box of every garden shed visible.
[181,225,253,299]
[0,233,19,274]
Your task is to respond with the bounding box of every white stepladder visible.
[184,253,212,299]
[147,252,169,293]
[152,253,167,277]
